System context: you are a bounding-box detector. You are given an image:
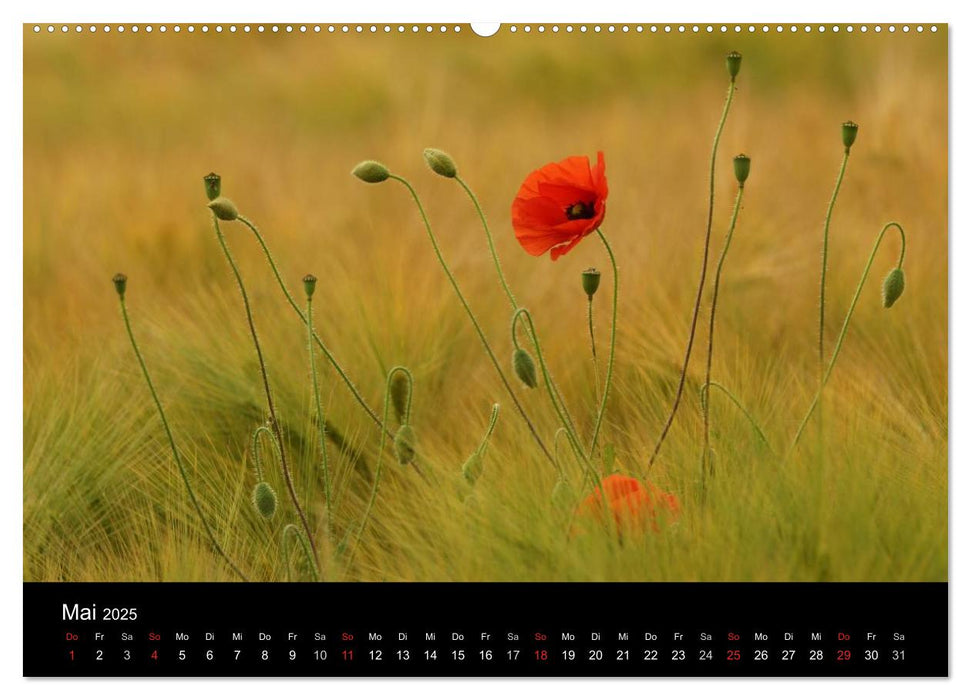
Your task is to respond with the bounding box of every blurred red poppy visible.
[511,152,608,261]
[577,474,680,533]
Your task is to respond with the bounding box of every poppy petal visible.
[511,152,608,260]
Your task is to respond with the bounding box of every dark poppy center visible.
[565,201,596,221]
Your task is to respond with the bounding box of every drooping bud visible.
[512,348,538,389]
[551,479,574,510]
[462,451,484,485]
[733,153,751,185]
[252,481,277,519]
[393,424,417,464]
[423,148,458,178]
[303,274,317,299]
[207,196,239,221]
[842,121,859,151]
[582,268,601,298]
[352,160,391,183]
[726,50,742,80]
[203,172,221,201]
[389,372,411,424]
[112,273,128,298]
[882,268,905,308]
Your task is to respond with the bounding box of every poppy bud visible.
[582,268,601,298]
[733,153,751,185]
[252,481,277,519]
[423,148,458,178]
[112,273,127,298]
[551,479,574,510]
[726,50,742,80]
[462,451,484,485]
[208,196,239,221]
[512,348,538,389]
[882,268,905,308]
[203,172,221,201]
[352,160,391,184]
[303,274,317,299]
[393,424,417,464]
[842,121,859,151]
[389,372,411,424]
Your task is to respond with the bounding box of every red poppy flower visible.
[577,474,680,534]
[511,152,608,261]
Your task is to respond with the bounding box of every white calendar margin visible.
[1,0,963,697]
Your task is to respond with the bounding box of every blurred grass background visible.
[23,26,947,582]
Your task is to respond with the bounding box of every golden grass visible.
[23,28,947,582]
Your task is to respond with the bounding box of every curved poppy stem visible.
[587,295,601,406]
[699,381,772,451]
[702,185,746,473]
[588,228,618,458]
[282,523,319,582]
[346,366,396,573]
[816,149,852,465]
[453,175,585,464]
[786,222,907,460]
[211,214,319,567]
[648,76,736,470]
[476,402,501,457]
[306,294,333,540]
[116,294,248,582]
[389,365,415,424]
[552,427,570,479]
[236,215,427,482]
[388,174,556,470]
[455,175,517,309]
[512,308,602,490]
[251,424,283,483]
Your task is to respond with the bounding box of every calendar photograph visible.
[23,24,947,591]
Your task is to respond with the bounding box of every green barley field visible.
[23,26,947,582]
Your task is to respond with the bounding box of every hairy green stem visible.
[476,402,500,456]
[346,367,398,571]
[238,221,387,435]
[307,296,333,539]
[588,229,618,457]
[237,215,428,483]
[251,424,282,483]
[389,174,556,469]
[455,175,517,309]
[453,174,595,476]
[211,214,318,565]
[117,295,248,581]
[455,174,587,467]
[587,295,601,406]
[819,151,851,386]
[788,222,907,457]
[282,523,319,582]
[700,381,771,450]
[649,77,737,469]
[702,185,746,471]
[512,309,587,464]
[817,150,851,464]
